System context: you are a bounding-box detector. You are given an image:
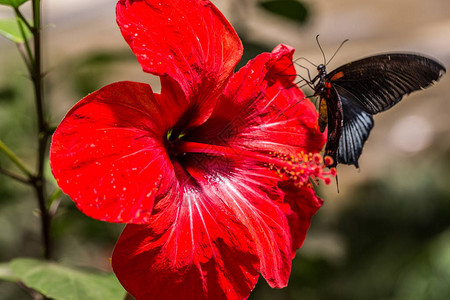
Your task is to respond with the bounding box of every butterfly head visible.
[317,64,327,76]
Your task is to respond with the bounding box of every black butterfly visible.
[309,51,446,168]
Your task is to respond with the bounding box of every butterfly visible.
[306,45,446,168]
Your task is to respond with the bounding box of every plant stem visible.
[31,0,52,261]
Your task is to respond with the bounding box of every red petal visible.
[262,78,326,154]
[199,44,325,154]
[50,81,188,223]
[114,224,258,300]
[257,45,326,154]
[278,183,323,257]
[112,172,296,299]
[189,169,293,288]
[116,0,243,99]
[112,190,259,300]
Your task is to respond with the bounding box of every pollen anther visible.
[267,151,336,187]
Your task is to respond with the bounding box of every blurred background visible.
[0,0,449,299]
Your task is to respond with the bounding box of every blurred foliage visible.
[0,86,16,103]
[67,50,135,98]
[258,0,309,24]
[230,0,310,71]
[10,258,126,300]
[237,36,273,70]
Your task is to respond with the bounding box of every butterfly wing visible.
[335,85,374,167]
[326,53,446,114]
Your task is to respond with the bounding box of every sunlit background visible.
[0,0,449,299]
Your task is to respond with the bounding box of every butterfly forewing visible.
[326,53,446,114]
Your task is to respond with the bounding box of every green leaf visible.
[0,18,32,43]
[10,258,126,300]
[0,262,17,282]
[258,0,309,24]
[0,0,29,8]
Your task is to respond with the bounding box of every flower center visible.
[169,139,335,187]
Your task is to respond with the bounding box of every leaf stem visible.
[0,166,32,185]
[0,139,33,178]
[13,7,33,32]
[15,43,33,74]
[16,17,35,65]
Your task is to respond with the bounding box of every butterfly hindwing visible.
[326,53,446,114]
[335,86,374,167]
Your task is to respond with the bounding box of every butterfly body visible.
[313,53,446,168]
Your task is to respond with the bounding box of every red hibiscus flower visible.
[50,0,333,299]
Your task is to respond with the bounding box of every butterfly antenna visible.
[316,35,326,65]
[326,39,349,66]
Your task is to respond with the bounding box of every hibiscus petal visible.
[116,0,243,99]
[278,183,323,257]
[262,77,326,154]
[248,45,325,154]
[192,44,325,154]
[112,164,297,299]
[50,81,188,223]
[205,175,293,288]
[112,187,260,300]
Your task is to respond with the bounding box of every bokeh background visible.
[0,0,449,299]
